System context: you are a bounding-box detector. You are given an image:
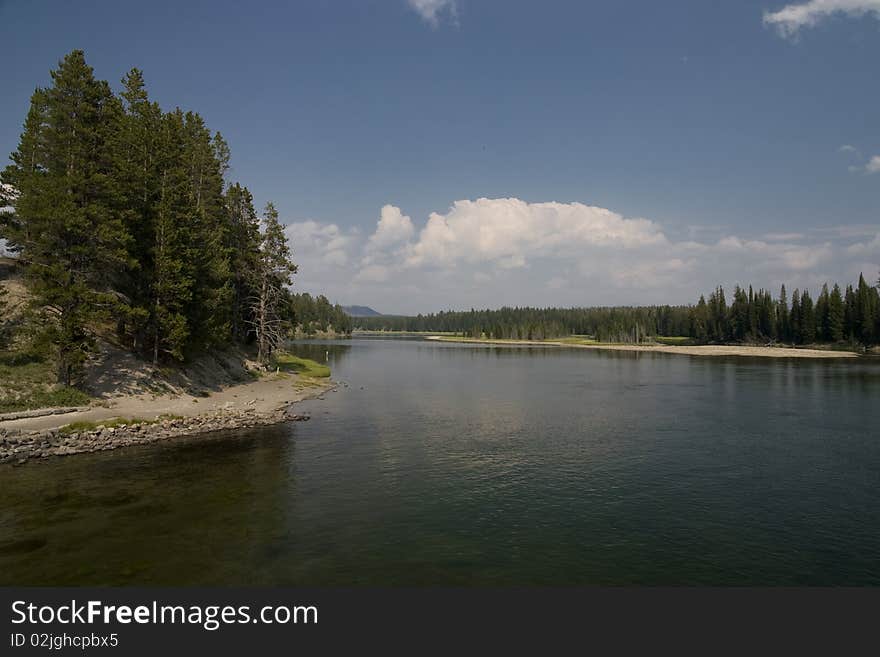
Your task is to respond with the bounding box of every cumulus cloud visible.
[763,0,880,38]
[365,205,415,252]
[281,197,880,314]
[406,0,457,26]
[282,220,360,295]
[401,198,667,269]
[285,220,358,268]
[839,144,859,154]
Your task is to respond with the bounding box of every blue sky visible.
[2,0,879,313]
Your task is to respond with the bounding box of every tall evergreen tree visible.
[181,112,233,351]
[815,283,830,342]
[729,285,749,341]
[149,109,196,363]
[690,295,709,341]
[855,274,876,346]
[224,183,261,343]
[112,68,163,349]
[843,284,857,341]
[800,289,815,344]
[828,284,844,342]
[790,289,802,344]
[747,285,758,338]
[0,51,130,383]
[777,285,790,343]
[251,202,296,363]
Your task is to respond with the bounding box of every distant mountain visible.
[342,305,382,317]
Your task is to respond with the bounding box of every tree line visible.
[0,51,337,383]
[691,277,879,346]
[356,305,692,341]
[355,275,880,348]
[284,292,352,336]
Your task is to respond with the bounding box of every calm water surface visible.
[2,338,879,585]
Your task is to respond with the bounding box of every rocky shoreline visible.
[0,386,333,466]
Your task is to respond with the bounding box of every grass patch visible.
[0,351,92,413]
[272,352,331,378]
[558,336,600,345]
[654,336,693,346]
[59,414,184,435]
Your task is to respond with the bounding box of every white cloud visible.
[847,233,880,255]
[365,205,415,252]
[399,198,668,269]
[837,146,880,174]
[285,220,358,268]
[845,154,880,174]
[763,0,880,38]
[406,0,457,26]
[282,197,879,314]
[283,219,360,297]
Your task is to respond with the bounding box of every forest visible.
[285,292,352,336]
[355,276,880,348]
[0,51,349,385]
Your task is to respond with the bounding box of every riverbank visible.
[426,336,860,358]
[0,369,335,465]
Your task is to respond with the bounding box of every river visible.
[2,337,879,585]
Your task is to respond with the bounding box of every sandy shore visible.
[426,336,859,359]
[0,372,335,464]
[1,371,332,433]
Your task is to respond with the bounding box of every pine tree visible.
[0,92,46,253]
[150,109,196,363]
[182,113,234,351]
[777,285,789,343]
[691,295,709,341]
[790,289,801,344]
[828,284,844,343]
[800,289,816,345]
[707,286,727,341]
[1,51,130,384]
[856,273,876,345]
[815,283,830,342]
[729,285,749,341]
[747,285,758,338]
[112,68,163,350]
[843,284,857,341]
[251,202,296,363]
[224,183,261,342]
